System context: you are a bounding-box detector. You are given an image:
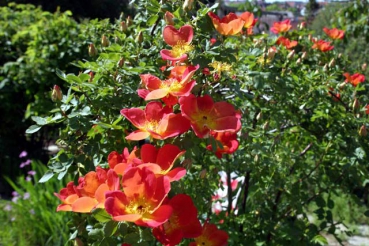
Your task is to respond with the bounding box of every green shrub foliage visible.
[23,0,369,245]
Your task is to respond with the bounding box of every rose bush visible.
[29,0,369,245]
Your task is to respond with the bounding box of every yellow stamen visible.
[208,61,232,76]
[126,198,150,215]
[144,120,159,132]
[171,41,193,58]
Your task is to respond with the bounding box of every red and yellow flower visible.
[104,167,172,227]
[153,194,202,245]
[120,101,190,140]
[323,27,345,40]
[138,65,199,107]
[179,94,241,138]
[160,25,194,62]
[208,12,245,36]
[206,131,239,159]
[270,19,292,34]
[312,39,334,52]
[189,221,229,246]
[276,36,298,49]
[343,72,365,87]
[55,167,119,213]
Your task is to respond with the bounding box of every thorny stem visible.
[266,142,315,243]
[239,170,251,233]
[226,156,233,216]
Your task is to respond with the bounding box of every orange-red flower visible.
[153,194,202,245]
[55,167,119,213]
[179,94,241,138]
[120,101,190,140]
[312,39,334,52]
[138,65,199,107]
[161,25,194,62]
[189,222,229,246]
[276,36,298,49]
[270,19,292,34]
[107,148,142,175]
[206,131,239,159]
[208,12,245,36]
[343,72,365,87]
[323,27,345,40]
[239,11,255,29]
[105,167,172,227]
[138,144,187,182]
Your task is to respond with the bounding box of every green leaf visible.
[26,125,42,134]
[147,15,158,26]
[103,220,118,237]
[31,116,48,125]
[56,68,66,80]
[38,170,54,183]
[364,210,369,217]
[311,235,328,245]
[92,208,112,223]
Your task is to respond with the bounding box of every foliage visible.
[0,160,72,246]
[0,0,135,20]
[311,1,369,79]
[0,3,108,197]
[26,0,369,245]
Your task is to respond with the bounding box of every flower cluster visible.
[55,144,228,245]
[55,23,240,245]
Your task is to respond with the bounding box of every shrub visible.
[28,0,369,245]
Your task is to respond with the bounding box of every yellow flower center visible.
[171,41,193,58]
[126,198,150,215]
[160,78,184,92]
[144,120,159,132]
[208,61,232,76]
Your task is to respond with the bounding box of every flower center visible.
[208,61,232,76]
[145,120,159,132]
[171,41,193,58]
[126,198,150,215]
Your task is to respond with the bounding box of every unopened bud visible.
[296,58,301,64]
[328,58,335,68]
[199,169,207,179]
[359,124,367,137]
[338,82,346,89]
[164,11,175,25]
[135,31,143,44]
[301,52,307,60]
[263,121,269,130]
[254,154,259,162]
[256,112,262,121]
[299,22,306,30]
[338,53,342,58]
[126,16,132,27]
[181,159,192,169]
[362,63,367,71]
[120,21,127,32]
[51,85,62,102]
[308,34,312,42]
[352,98,360,111]
[253,39,263,47]
[88,43,98,57]
[101,35,109,47]
[89,72,94,82]
[323,64,328,72]
[117,58,124,68]
[287,50,295,60]
[267,47,276,59]
[183,0,194,11]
